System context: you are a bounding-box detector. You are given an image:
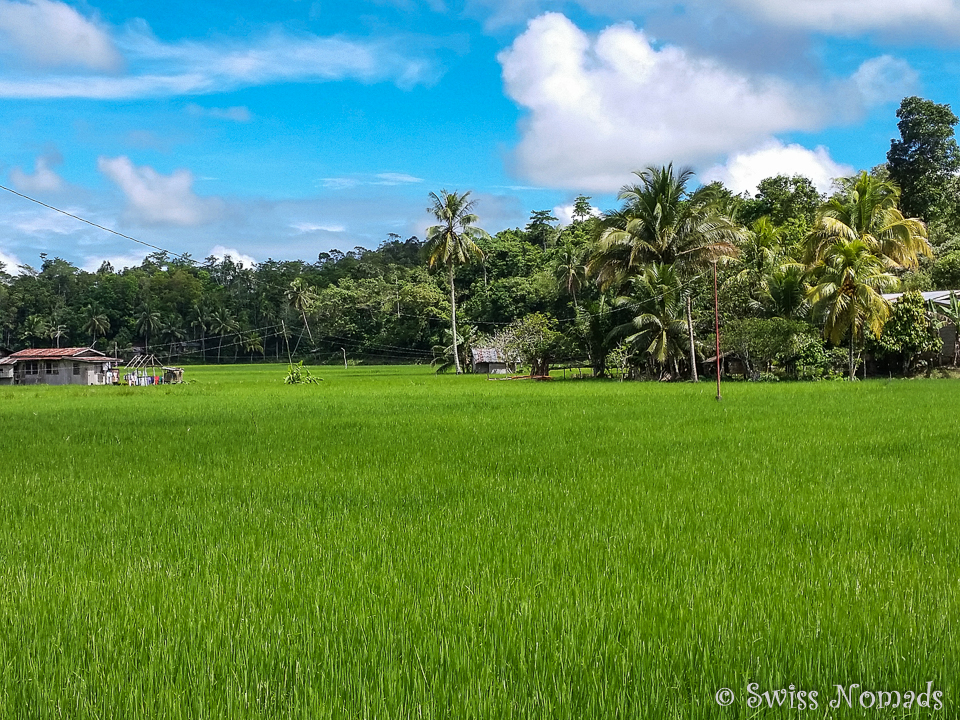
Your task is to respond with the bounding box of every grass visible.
[0,365,958,718]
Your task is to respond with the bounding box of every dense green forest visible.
[3,96,960,379]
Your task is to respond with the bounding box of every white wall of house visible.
[15,360,114,386]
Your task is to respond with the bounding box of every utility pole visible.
[341,347,347,370]
[713,260,722,401]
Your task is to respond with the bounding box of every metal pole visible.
[714,260,722,401]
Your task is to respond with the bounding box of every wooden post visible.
[714,260,722,401]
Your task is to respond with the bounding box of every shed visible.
[1,347,120,386]
[882,290,960,365]
[471,347,511,375]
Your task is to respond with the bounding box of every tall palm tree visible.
[806,238,897,380]
[729,216,785,302]
[82,306,110,347]
[136,308,161,355]
[761,264,809,320]
[806,171,931,270]
[210,309,239,364]
[425,190,489,374]
[554,244,587,308]
[243,331,264,362]
[189,302,211,362]
[285,278,317,343]
[48,323,67,349]
[589,165,743,380]
[20,315,49,348]
[610,263,689,379]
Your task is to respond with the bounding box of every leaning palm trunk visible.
[686,296,698,382]
[849,332,856,381]
[449,266,462,374]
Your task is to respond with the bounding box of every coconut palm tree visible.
[285,278,317,343]
[136,308,161,355]
[425,190,489,374]
[589,165,743,380]
[760,264,809,320]
[554,244,587,308]
[243,331,264,362]
[806,238,897,380]
[210,309,238,364]
[806,171,931,270]
[189,302,211,362]
[82,306,110,347]
[610,263,689,379]
[20,315,49,348]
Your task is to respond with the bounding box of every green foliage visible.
[2,366,960,717]
[740,174,823,227]
[869,290,943,373]
[887,96,960,223]
[283,360,323,384]
[932,250,960,289]
[721,317,810,379]
[525,209,559,250]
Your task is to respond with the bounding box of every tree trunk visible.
[849,331,855,381]
[449,266,462,374]
[686,295,698,382]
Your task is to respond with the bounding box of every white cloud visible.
[10,208,78,234]
[728,0,960,34]
[9,153,64,193]
[208,245,256,269]
[499,13,906,191]
[702,140,854,195]
[0,247,23,273]
[553,202,600,226]
[98,156,222,226]
[0,0,121,71]
[375,172,423,184]
[0,20,441,98]
[852,55,919,105]
[80,252,146,272]
[292,222,347,233]
[186,103,252,122]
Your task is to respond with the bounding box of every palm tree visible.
[210,309,239,364]
[729,216,785,302]
[243,331,264,362]
[806,238,897,380]
[189,303,211,362]
[160,316,186,359]
[285,278,317,343]
[82,306,110,347]
[554,244,587,308]
[610,263,689,379]
[425,190,489,374]
[48,323,67,348]
[760,264,809,320]
[136,308,161,355]
[431,324,479,374]
[589,165,743,380]
[806,171,931,270]
[20,315,49,348]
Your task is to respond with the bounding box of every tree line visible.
[2,96,960,379]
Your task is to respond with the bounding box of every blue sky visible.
[0,0,958,272]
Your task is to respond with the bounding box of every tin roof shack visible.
[471,347,511,375]
[2,348,120,386]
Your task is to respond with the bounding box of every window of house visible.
[25,362,39,375]
[73,363,81,375]
[45,362,57,375]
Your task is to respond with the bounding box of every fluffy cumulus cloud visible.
[9,152,64,193]
[702,140,854,195]
[208,245,257,269]
[499,13,911,191]
[0,3,442,99]
[0,247,23,273]
[0,0,122,71]
[97,156,222,226]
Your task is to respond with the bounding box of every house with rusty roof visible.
[0,347,120,386]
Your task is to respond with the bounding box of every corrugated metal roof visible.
[883,290,960,306]
[9,347,105,360]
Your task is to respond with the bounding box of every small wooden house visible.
[471,347,511,375]
[0,347,120,386]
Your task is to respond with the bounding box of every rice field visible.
[0,365,958,718]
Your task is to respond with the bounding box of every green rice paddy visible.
[1,366,958,718]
